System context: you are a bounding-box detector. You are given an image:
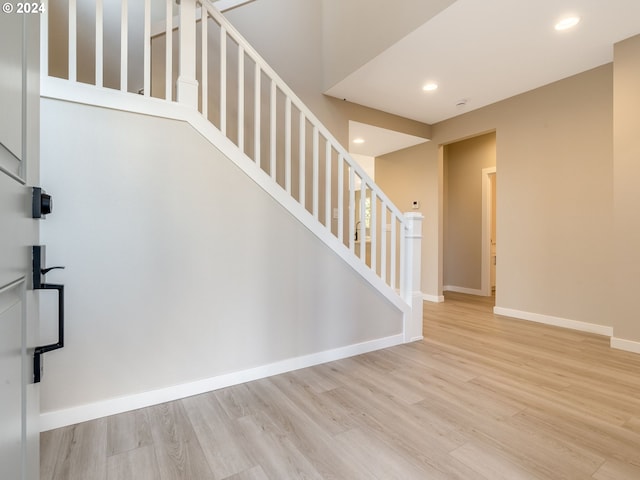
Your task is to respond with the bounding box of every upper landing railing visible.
[41,0,422,328]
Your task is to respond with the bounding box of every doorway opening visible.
[442,131,496,299]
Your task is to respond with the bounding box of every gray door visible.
[0,11,41,480]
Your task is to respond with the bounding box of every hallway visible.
[42,293,640,479]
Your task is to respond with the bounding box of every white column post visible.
[403,212,424,342]
[177,0,199,108]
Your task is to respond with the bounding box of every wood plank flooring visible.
[41,292,640,479]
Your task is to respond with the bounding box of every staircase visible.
[41,0,422,340]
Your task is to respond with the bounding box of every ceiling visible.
[326,0,640,126]
[348,121,429,157]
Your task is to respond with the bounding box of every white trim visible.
[423,293,444,303]
[481,167,496,296]
[611,337,640,355]
[494,306,613,337]
[444,285,485,296]
[39,333,404,432]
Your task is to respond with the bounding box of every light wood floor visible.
[41,292,640,479]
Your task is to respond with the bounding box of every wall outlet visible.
[412,200,420,209]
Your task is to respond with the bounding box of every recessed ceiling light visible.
[353,138,365,144]
[555,16,580,31]
[423,83,438,91]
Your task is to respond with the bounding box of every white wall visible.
[39,97,403,417]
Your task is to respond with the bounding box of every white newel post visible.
[403,212,424,342]
[177,0,199,108]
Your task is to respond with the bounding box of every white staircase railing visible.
[41,0,423,339]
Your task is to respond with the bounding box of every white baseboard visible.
[443,285,485,296]
[423,293,444,303]
[611,337,640,354]
[39,334,404,432]
[493,306,613,337]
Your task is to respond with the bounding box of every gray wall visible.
[39,98,402,413]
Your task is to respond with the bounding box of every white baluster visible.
[371,191,377,272]
[165,0,172,101]
[254,63,260,166]
[337,155,344,243]
[220,27,227,134]
[399,216,406,297]
[201,5,208,114]
[270,80,276,180]
[285,98,291,193]
[390,217,397,289]
[121,0,128,91]
[69,0,76,81]
[349,168,355,252]
[359,182,366,262]
[325,140,331,228]
[177,0,199,107]
[238,45,244,151]
[95,0,103,87]
[312,127,319,218]
[381,203,387,284]
[299,112,306,207]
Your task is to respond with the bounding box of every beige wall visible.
[613,34,640,343]
[225,3,640,346]
[379,64,616,322]
[443,133,496,291]
[428,64,614,326]
[197,2,640,346]
[375,142,440,298]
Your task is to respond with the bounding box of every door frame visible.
[0,11,41,480]
[481,167,496,296]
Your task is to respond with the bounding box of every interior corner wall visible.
[39,98,402,414]
[421,64,613,328]
[613,34,640,344]
[443,133,496,291]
